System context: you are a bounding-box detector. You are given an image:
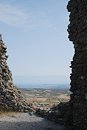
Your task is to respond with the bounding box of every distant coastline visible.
[15,83,70,90]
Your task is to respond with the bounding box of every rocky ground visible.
[0,113,64,130]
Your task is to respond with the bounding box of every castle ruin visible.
[67,0,87,129]
[0,35,31,112]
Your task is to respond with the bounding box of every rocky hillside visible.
[0,35,32,112]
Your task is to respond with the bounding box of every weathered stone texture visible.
[0,36,32,112]
[66,0,87,130]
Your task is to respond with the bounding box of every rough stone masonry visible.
[66,0,87,130]
[0,34,32,112]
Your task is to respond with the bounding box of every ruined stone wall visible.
[67,0,87,130]
[0,36,31,112]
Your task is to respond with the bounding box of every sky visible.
[0,0,74,85]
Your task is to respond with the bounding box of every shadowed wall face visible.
[67,0,87,129]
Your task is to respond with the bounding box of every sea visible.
[16,83,70,90]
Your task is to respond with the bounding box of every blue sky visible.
[0,0,74,85]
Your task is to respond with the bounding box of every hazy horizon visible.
[15,82,70,89]
[13,75,70,84]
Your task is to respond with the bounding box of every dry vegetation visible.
[0,111,19,117]
[21,88,70,110]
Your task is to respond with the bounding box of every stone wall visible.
[0,35,31,112]
[66,0,87,130]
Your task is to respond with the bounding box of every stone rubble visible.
[46,102,69,125]
[66,0,87,130]
[0,35,32,112]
